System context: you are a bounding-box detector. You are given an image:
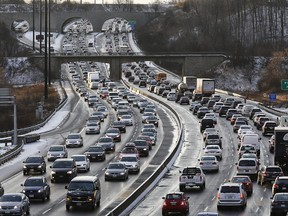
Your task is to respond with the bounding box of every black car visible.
[270,193,288,216]
[262,121,277,136]
[84,145,106,162]
[192,93,202,102]
[23,155,46,175]
[133,140,150,157]
[112,121,126,133]
[21,176,50,202]
[139,80,147,87]
[50,158,77,183]
[175,93,184,103]
[249,107,262,120]
[179,96,190,105]
[200,118,214,133]
[192,104,202,115]
[197,107,210,119]
[257,165,283,185]
[219,105,230,117]
[272,176,288,196]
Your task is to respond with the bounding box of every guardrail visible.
[106,79,184,216]
[0,80,68,165]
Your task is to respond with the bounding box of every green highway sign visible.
[281,79,288,90]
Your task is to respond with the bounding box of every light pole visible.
[44,0,48,99]
[39,0,42,54]
[32,0,35,51]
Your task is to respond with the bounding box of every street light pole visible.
[32,0,35,51]
[44,0,48,99]
[48,0,51,86]
[39,0,42,53]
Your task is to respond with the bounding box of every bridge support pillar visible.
[110,58,121,81]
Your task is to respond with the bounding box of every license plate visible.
[92,156,96,159]
[283,187,287,190]
[5,211,10,214]
[281,204,286,207]
[59,175,63,178]
[29,195,34,198]
[76,203,82,206]
[113,174,117,177]
[170,202,177,205]
[30,169,34,171]
[187,183,195,186]
[245,170,249,172]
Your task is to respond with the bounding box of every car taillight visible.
[163,201,167,206]
[240,193,244,199]
[272,201,279,206]
[280,172,284,176]
[212,162,217,165]
[217,192,220,199]
[180,201,186,206]
[263,172,267,176]
[274,184,279,189]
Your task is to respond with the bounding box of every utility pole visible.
[44,0,48,99]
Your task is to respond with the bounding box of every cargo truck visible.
[183,76,197,92]
[274,127,288,170]
[87,72,100,85]
[196,78,215,97]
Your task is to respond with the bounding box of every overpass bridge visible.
[29,53,227,81]
[0,4,161,33]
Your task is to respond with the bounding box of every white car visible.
[202,128,219,141]
[198,155,219,172]
[65,133,83,148]
[119,114,133,126]
[118,155,140,173]
[213,102,224,112]
[236,158,258,177]
[203,145,222,160]
[71,155,90,172]
[95,106,108,118]
[204,113,218,124]
[142,112,155,123]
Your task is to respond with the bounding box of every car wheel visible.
[179,185,185,192]
[66,205,70,211]
[47,193,50,200]
[23,171,27,176]
[42,195,46,202]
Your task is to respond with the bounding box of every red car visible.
[162,192,189,216]
[230,175,253,196]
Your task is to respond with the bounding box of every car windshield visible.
[49,146,64,151]
[207,135,219,139]
[52,161,72,168]
[107,128,119,133]
[241,146,255,151]
[266,167,282,172]
[122,148,137,153]
[108,163,125,169]
[24,178,43,186]
[25,157,42,163]
[88,147,103,152]
[0,195,22,202]
[71,156,85,162]
[87,123,98,127]
[67,134,81,139]
[99,137,112,142]
[239,160,256,166]
[220,186,240,193]
[275,194,288,201]
[166,194,182,200]
[120,157,137,162]
[68,182,93,191]
[134,141,147,146]
[202,156,215,161]
[231,177,249,183]
[207,146,219,150]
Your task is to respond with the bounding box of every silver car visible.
[0,193,30,215]
[65,133,83,148]
[47,145,68,161]
[118,155,140,174]
[85,122,101,134]
[71,155,90,172]
[104,162,129,181]
[119,114,133,126]
[217,182,247,209]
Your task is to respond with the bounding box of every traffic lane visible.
[40,104,175,216]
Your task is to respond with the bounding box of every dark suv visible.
[50,159,77,183]
[257,165,284,185]
[200,118,214,133]
[23,155,46,175]
[65,176,101,210]
[21,176,50,202]
[219,105,230,117]
[262,121,277,136]
[272,176,288,196]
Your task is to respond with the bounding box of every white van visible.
[236,158,259,178]
[280,115,288,127]
[241,134,261,156]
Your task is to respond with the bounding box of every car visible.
[91,112,105,122]
[47,145,68,161]
[238,144,257,159]
[133,140,150,157]
[249,107,262,120]
[217,182,247,209]
[179,96,190,105]
[236,158,259,179]
[241,104,255,117]
[118,114,133,126]
[179,167,206,191]
[21,176,50,202]
[270,193,288,216]
[205,134,222,148]
[198,155,219,172]
[218,105,230,117]
[241,153,260,165]
[0,183,3,197]
[262,120,277,136]
[71,155,90,172]
[23,155,46,175]
[162,192,189,216]
[105,127,121,142]
[200,97,210,106]
[141,127,158,135]
[141,132,157,145]
[200,118,215,133]
[202,128,219,141]
[139,80,147,87]
[118,155,140,173]
[213,102,224,112]
[65,176,101,210]
[85,121,101,134]
[204,113,217,124]
[257,165,284,185]
[112,121,126,133]
[253,113,266,126]
[207,100,216,109]
[233,120,248,132]
[144,115,159,127]
[142,112,155,123]
[167,92,176,101]
[65,133,83,148]
[197,107,210,119]
[203,145,222,160]
[230,175,253,196]
[192,93,202,101]
[104,162,129,181]
[119,146,140,160]
[272,176,288,197]
[192,104,202,115]
[256,116,270,130]
[269,135,275,153]
[237,125,253,139]
[97,136,115,152]
[230,114,243,125]
[84,145,106,162]
[95,106,108,118]
[0,193,30,216]
[226,108,238,120]
[189,102,201,111]
[137,135,153,150]
[50,158,77,183]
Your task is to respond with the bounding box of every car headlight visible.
[67,171,72,174]
[51,171,55,175]
[23,165,27,168]
[22,190,26,193]
[38,165,42,168]
[59,154,63,156]
[48,154,52,157]
[143,148,147,151]
[13,205,20,209]
[105,172,110,175]
[120,172,125,175]
[38,189,43,193]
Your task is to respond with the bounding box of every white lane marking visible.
[260,197,263,201]
[42,208,52,214]
[204,206,209,211]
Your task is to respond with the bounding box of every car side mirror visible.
[162,197,165,199]
[198,159,200,161]
[65,186,68,189]
[50,166,52,168]
[235,163,238,165]
[21,184,23,186]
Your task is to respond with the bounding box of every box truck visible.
[196,78,215,97]
[183,76,197,92]
[274,127,288,169]
[87,72,100,85]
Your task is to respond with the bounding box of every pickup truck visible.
[179,167,206,191]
